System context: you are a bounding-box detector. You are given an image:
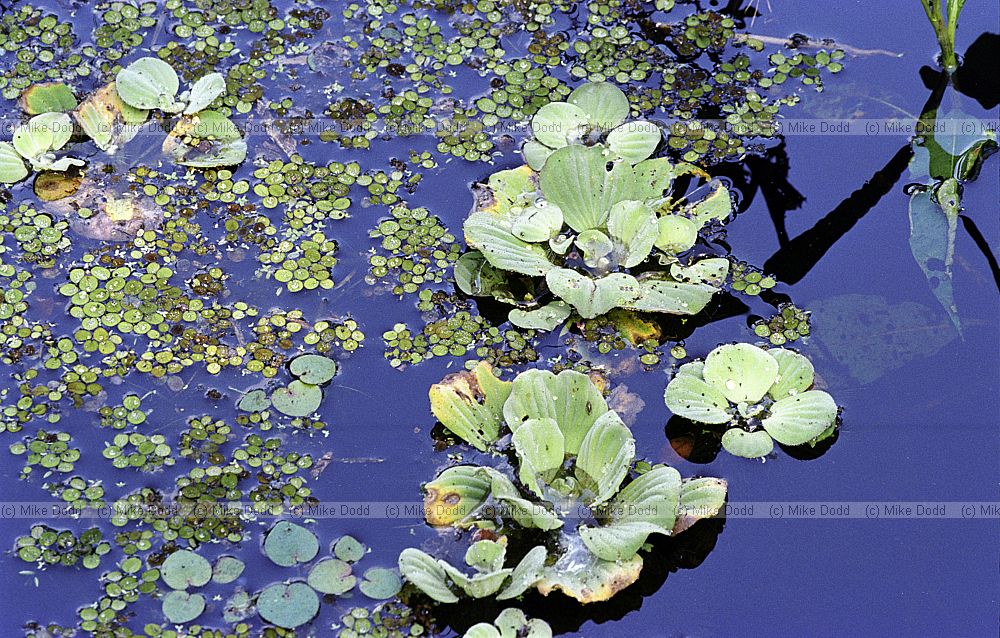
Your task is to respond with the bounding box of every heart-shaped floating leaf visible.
[575,411,635,506]
[162,590,205,624]
[423,465,492,527]
[721,428,774,458]
[767,349,815,400]
[761,390,838,446]
[429,361,512,451]
[655,215,699,254]
[20,82,77,115]
[161,549,212,590]
[271,380,322,417]
[702,343,779,404]
[530,102,590,148]
[116,57,180,111]
[567,81,630,130]
[511,417,565,497]
[508,301,572,331]
[464,211,555,276]
[289,354,337,384]
[607,200,658,268]
[607,120,661,163]
[212,555,246,584]
[223,591,253,624]
[908,183,961,331]
[0,143,28,184]
[398,548,459,603]
[333,535,366,562]
[359,567,403,599]
[256,582,319,629]
[664,361,731,424]
[503,368,609,455]
[263,521,319,567]
[237,388,271,413]
[546,268,641,319]
[307,558,356,595]
[184,72,226,115]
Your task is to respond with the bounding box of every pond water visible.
[0,0,997,636]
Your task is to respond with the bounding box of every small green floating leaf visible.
[116,57,181,111]
[212,556,246,584]
[257,582,320,629]
[20,82,77,115]
[359,567,402,599]
[161,549,212,590]
[289,354,338,384]
[307,558,356,595]
[720,428,774,458]
[271,381,323,417]
[238,389,271,413]
[508,301,571,331]
[333,535,366,563]
[263,521,319,567]
[162,590,205,624]
[184,72,226,115]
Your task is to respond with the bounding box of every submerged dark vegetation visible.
[0,0,994,636]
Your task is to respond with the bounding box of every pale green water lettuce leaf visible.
[624,277,718,315]
[508,301,571,331]
[767,348,815,400]
[464,211,554,276]
[429,361,511,450]
[503,368,609,455]
[116,57,181,111]
[511,201,563,242]
[762,390,838,446]
[655,214,699,254]
[575,229,614,268]
[664,361,731,424]
[423,465,492,527]
[399,548,459,603]
[511,417,565,497]
[184,72,226,115]
[702,343,779,404]
[530,102,590,148]
[567,81,630,130]
[540,145,630,232]
[721,428,774,458]
[670,258,730,286]
[546,269,641,319]
[673,477,727,534]
[0,143,28,184]
[607,200,658,268]
[496,546,547,600]
[607,120,661,163]
[575,411,635,506]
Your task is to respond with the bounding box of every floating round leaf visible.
[720,428,774,458]
[161,549,212,590]
[161,590,206,624]
[263,521,319,567]
[238,389,271,412]
[359,567,403,599]
[333,535,366,563]
[257,582,320,629]
[307,558,356,595]
[702,343,779,404]
[271,381,323,417]
[761,390,838,446]
[212,556,246,584]
[289,354,338,385]
[20,82,77,115]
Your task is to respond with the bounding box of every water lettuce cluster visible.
[664,343,839,458]
[400,362,727,603]
[458,82,734,331]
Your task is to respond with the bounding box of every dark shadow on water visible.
[778,429,840,461]
[427,518,726,636]
[665,416,723,464]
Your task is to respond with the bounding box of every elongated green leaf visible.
[762,390,838,446]
[503,368,609,455]
[546,269,642,319]
[508,301,571,331]
[721,428,773,458]
[465,540,507,573]
[398,548,459,603]
[664,361,731,424]
[579,521,664,562]
[540,145,631,232]
[575,411,635,506]
[908,183,960,331]
[184,72,226,115]
[630,157,676,199]
[496,546,547,600]
[673,476,727,534]
[0,142,28,184]
[477,165,536,215]
[512,417,565,497]
[767,349,815,400]
[624,277,718,315]
[429,361,511,450]
[607,200,658,268]
[567,81,629,130]
[464,211,555,276]
[702,343,779,404]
